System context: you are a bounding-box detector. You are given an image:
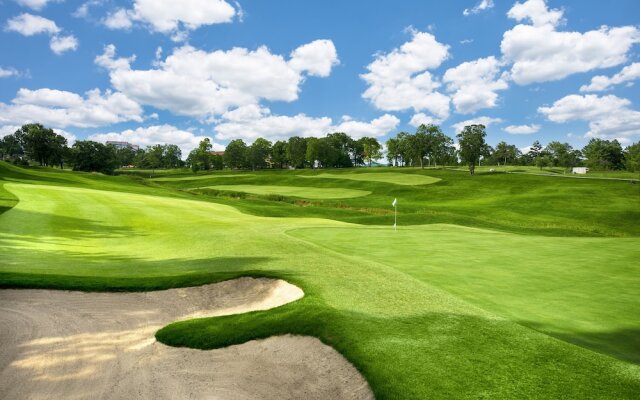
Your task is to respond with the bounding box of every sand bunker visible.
[0,277,373,399]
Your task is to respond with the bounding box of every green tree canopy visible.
[359,137,382,167]
[14,123,68,167]
[224,139,248,169]
[582,138,624,170]
[70,141,118,174]
[457,124,487,175]
[271,140,288,169]
[624,142,640,172]
[286,136,307,169]
[247,138,272,170]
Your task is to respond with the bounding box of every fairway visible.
[301,171,441,185]
[201,184,371,199]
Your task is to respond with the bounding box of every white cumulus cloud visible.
[14,0,57,11]
[443,56,508,114]
[409,113,443,127]
[103,0,237,39]
[5,13,60,36]
[580,63,640,92]
[0,88,144,128]
[5,13,78,55]
[288,40,339,77]
[0,67,20,78]
[361,30,450,120]
[95,41,339,119]
[452,116,503,133]
[214,105,399,142]
[463,0,494,16]
[538,94,640,143]
[506,0,563,27]
[104,9,134,30]
[49,35,78,55]
[90,124,223,155]
[501,0,640,85]
[504,124,540,134]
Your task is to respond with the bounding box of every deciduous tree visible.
[457,124,487,175]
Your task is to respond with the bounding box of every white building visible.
[572,167,589,174]
[106,141,140,151]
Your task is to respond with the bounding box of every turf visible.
[300,171,441,185]
[151,167,640,237]
[290,225,640,364]
[201,184,371,199]
[1,162,639,399]
[151,173,256,181]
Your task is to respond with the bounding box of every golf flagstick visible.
[392,198,397,230]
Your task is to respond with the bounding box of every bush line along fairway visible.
[1,162,639,399]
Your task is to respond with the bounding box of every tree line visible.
[1,123,639,175]
[0,123,184,174]
[186,133,383,172]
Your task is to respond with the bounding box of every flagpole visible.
[392,198,397,231]
[394,204,397,231]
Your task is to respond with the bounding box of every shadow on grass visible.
[520,320,640,365]
[0,255,286,292]
[0,183,19,216]
[0,208,139,241]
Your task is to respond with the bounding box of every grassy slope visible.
[149,167,640,237]
[290,225,640,364]
[300,171,441,185]
[1,162,639,398]
[202,184,371,199]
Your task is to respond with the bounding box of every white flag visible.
[392,198,397,207]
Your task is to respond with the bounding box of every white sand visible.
[0,277,373,399]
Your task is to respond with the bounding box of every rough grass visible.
[1,161,639,399]
[201,184,371,199]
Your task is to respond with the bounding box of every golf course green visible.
[1,161,639,399]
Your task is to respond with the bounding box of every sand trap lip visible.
[0,277,373,400]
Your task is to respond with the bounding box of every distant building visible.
[572,167,589,174]
[210,151,225,157]
[106,141,140,151]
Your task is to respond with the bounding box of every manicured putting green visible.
[302,172,440,185]
[151,174,256,181]
[290,225,640,364]
[201,184,370,199]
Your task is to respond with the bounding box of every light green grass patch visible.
[201,184,370,199]
[289,224,640,364]
[302,172,441,185]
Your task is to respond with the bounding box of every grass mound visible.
[201,184,371,199]
[302,171,441,185]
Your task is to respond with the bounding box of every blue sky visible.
[1,0,639,155]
